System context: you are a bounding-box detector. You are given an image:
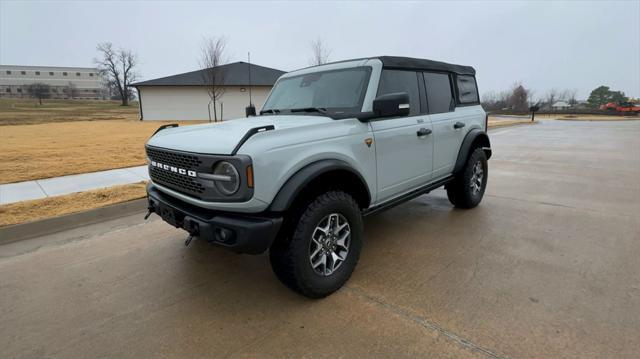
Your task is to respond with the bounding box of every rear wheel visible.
[269,190,363,298]
[446,148,488,208]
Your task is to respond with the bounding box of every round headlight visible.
[213,161,240,195]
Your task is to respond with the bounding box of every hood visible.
[146,115,334,155]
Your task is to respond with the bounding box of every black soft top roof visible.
[376,56,475,76]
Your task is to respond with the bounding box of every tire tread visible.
[270,190,362,298]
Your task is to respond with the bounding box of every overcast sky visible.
[1,0,638,100]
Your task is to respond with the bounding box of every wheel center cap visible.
[323,235,337,251]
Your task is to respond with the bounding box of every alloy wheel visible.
[309,213,351,276]
[470,160,484,196]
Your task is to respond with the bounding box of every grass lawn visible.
[1,119,204,184]
[0,182,147,227]
[487,116,536,128]
[0,98,139,125]
[537,113,640,121]
[0,96,206,184]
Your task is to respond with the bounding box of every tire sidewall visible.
[463,148,488,206]
[292,193,363,296]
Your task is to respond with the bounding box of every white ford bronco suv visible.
[145,56,491,298]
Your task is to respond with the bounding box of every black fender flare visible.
[453,129,492,174]
[268,159,371,212]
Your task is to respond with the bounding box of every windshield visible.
[262,67,371,116]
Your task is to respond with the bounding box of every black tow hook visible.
[144,206,155,220]
[184,220,199,247]
[184,234,195,247]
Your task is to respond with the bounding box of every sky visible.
[1,0,639,100]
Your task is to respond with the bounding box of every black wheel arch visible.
[268,159,371,213]
[453,129,492,174]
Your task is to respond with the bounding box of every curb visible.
[0,198,148,245]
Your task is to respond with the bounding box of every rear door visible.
[370,69,434,203]
[423,71,463,178]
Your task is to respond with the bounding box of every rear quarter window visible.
[456,75,479,104]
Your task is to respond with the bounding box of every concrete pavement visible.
[1,120,639,358]
[0,165,148,205]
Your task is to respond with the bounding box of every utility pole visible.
[245,52,256,117]
[248,52,253,107]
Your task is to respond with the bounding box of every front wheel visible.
[269,190,363,298]
[446,148,488,208]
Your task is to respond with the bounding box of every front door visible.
[370,70,434,203]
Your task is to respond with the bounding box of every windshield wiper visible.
[260,108,280,115]
[290,107,329,115]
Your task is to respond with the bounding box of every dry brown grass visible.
[488,117,536,128]
[537,113,640,121]
[1,119,205,184]
[0,182,147,227]
[0,98,139,125]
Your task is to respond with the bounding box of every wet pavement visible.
[1,120,639,358]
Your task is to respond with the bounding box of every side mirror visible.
[372,92,410,118]
[245,105,256,117]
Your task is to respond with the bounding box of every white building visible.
[0,65,104,99]
[131,62,285,121]
[552,101,571,110]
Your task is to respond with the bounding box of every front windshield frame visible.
[261,66,372,119]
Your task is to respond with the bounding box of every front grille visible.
[149,167,205,196]
[146,147,202,170]
[145,146,253,202]
[147,147,206,197]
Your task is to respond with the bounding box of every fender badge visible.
[364,138,373,147]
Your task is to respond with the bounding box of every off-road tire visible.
[269,190,363,298]
[446,147,488,209]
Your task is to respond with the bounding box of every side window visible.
[456,75,479,104]
[377,69,420,116]
[423,72,453,114]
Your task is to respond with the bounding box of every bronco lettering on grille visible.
[150,161,197,177]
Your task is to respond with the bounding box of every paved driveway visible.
[1,120,639,358]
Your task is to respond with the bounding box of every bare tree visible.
[544,88,558,109]
[65,82,78,99]
[508,82,529,112]
[309,38,331,66]
[26,83,51,105]
[199,36,228,122]
[95,42,138,106]
[527,89,536,108]
[480,90,498,110]
[483,90,507,111]
[564,89,578,105]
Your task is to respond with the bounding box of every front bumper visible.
[147,184,282,254]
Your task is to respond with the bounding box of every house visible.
[551,101,571,110]
[131,62,285,121]
[0,65,104,99]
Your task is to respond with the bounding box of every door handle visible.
[416,128,432,137]
[453,121,466,129]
